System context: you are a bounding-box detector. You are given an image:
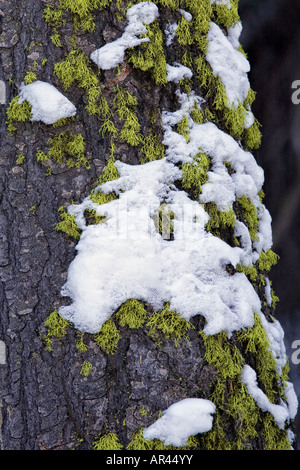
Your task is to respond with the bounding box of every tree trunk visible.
[0,0,297,451]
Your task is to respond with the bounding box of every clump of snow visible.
[143,398,215,447]
[90,2,159,70]
[59,156,261,336]
[206,22,250,109]
[166,63,193,83]
[284,381,299,421]
[241,365,290,430]
[162,90,271,265]
[179,9,192,22]
[227,22,243,50]
[18,81,76,125]
[59,90,270,336]
[210,0,232,8]
[165,22,178,46]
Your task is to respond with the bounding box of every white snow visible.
[166,63,193,83]
[210,0,232,8]
[18,80,76,125]
[206,22,250,109]
[59,156,261,336]
[143,398,215,446]
[90,2,159,70]
[227,22,243,50]
[179,9,192,22]
[165,22,178,46]
[58,90,270,336]
[241,365,290,430]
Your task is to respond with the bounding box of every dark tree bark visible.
[0,0,297,451]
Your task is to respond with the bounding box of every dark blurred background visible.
[239,0,300,446]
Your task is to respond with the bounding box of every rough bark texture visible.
[0,0,297,451]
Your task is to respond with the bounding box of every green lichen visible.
[55,206,82,240]
[94,318,121,354]
[80,360,93,376]
[45,131,90,169]
[140,129,165,163]
[181,152,210,200]
[147,303,194,347]
[127,20,167,86]
[175,115,190,142]
[115,299,147,329]
[127,428,198,450]
[43,309,71,351]
[235,195,259,242]
[93,432,123,450]
[113,86,142,146]
[212,0,240,29]
[257,249,279,273]
[204,202,237,244]
[6,96,32,135]
[16,153,26,165]
[24,71,37,85]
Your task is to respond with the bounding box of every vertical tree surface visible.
[0,0,298,450]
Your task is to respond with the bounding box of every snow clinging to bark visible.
[90,2,159,70]
[143,398,216,447]
[18,80,77,125]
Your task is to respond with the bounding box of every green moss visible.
[257,249,279,273]
[94,318,121,354]
[181,152,210,199]
[223,103,247,140]
[54,49,110,123]
[244,119,262,150]
[212,0,240,29]
[127,428,198,450]
[16,153,26,165]
[115,299,147,329]
[205,202,237,242]
[140,129,165,163]
[113,86,142,146]
[24,71,37,85]
[36,150,49,162]
[175,115,190,142]
[128,20,167,85]
[46,131,90,169]
[43,309,70,351]
[75,332,88,351]
[80,360,93,376]
[236,263,258,284]
[55,205,82,240]
[176,16,194,46]
[200,330,244,381]
[147,303,194,347]
[260,414,291,450]
[235,195,259,242]
[6,96,32,135]
[93,432,123,450]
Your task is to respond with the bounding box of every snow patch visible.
[166,63,193,83]
[241,365,290,430]
[165,22,178,46]
[210,0,232,9]
[206,22,250,108]
[143,398,216,447]
[18,81,76,125]
[59,157,260,336]
[90,2,159,70]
